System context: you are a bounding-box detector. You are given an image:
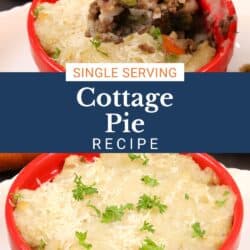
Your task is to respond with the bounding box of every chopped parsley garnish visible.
[165,54,179,62]
[33,6,44,19]
[192,222,206,238]
[123,203,134,210]
[11,192,23,206]
[51,48,61,59]
[140,221,155,233]
[72,174,98,201]
[139,237,165,250]
[137,194,167,214]
[75,231,92,250]
[185,193,190,200]
[149,26,162,40]
[90,38,108,56]
[120,0,137,7]
[128,153,149,166]
[215,199,227,207]
[101,203,134,223]
[215,191,230,207]
[87,201,101,217]
[141,175,159,187]
[38,239,46,250]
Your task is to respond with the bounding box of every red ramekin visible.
[27,0,237,72]
[5,153,243,250]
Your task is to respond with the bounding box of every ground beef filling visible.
[138,43,156,53]
[85,0,200,43]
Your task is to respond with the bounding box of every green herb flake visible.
[139,237,165,250]
[149,26,162,40]
[141,175,159,187]
[192,222,206,238]
[101,203,134,223]
[165,54,179,63]
[51,48,61,60]
[137,194,167,214]
[223,191,230,196]
[38,239,46,250]
[128,153,149,166]
[87,201,101,217]
[72,174,98,201]
[90,38,108,57]
[123,203,134,210]
[140,221,155,233]
[120,0,137,7]
[75,231,92,250]
[215,199,227,207]
[11,192,23,206]
[33,6,44,19]
[185,193,190,200]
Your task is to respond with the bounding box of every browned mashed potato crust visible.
[14,154,235,250]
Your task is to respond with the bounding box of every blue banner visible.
[0,73,249,152]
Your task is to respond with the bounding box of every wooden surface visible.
[0,153,39,172]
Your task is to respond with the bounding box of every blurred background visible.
[0,153,250,182]
[0,0,30,11]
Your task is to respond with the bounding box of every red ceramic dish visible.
[27,0,237,72]
[5,153,243,250]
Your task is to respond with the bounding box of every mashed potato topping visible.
[14,154,235,250]
[34,0,216,71]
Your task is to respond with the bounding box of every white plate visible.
[0,3,37,72]
[0,1,249,72]
[0,168,250,249]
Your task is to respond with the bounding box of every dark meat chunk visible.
[185,38,197,52]
[85,0,201,43]
[138,43,156,53]
[153,11,196,35]
[88,1,100,20]
[153,11,172,34]
[219,15,235,37]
